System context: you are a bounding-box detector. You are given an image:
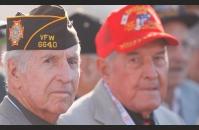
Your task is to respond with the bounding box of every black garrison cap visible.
[69,12,101,54]
[7,5,79,51]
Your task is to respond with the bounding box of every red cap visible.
[95,5,179,58]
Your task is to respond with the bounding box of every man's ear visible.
[96,57,111,81]
[7,59,21,89]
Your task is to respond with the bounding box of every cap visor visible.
[116,32,179,53]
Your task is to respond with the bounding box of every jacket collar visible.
[91,79,125,125]
[0,96,31,125]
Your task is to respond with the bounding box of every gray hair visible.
[104,51,117,62]
[1,44,81,85]
[1,50,33,84]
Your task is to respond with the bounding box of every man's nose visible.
[56,61,73,83]
[142,60,158,80]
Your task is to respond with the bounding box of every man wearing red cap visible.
[58,5,183,125]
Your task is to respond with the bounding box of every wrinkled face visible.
[105,40,168,113]
[164,21,191,88]
[18,45,80,116]
[78,54,100,97]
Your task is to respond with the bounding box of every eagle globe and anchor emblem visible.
[9,20,24,46]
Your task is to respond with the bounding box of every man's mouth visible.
[139,85,159,91]
[51,90,73,96]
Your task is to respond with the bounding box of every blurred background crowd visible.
[0,5,199,125]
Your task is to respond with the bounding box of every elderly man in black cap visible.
[69,12,101,98]
[0,5,81,125]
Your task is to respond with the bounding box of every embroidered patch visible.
[9,20,24,46]
[135,13,151,31]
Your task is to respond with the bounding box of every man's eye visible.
[67,58,78,65]
[154,56,165,66]
[127,56,142,69]
[130,58,138,63]
[130,57,140,64]
[44,58,53,63]
[154,55,164,60]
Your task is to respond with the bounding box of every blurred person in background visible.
[0,20,6,103]
[183,5,199,16]
[186,23,199,86]
[69,12,101,99]
[187,22,199,125]
[154,5,199,125]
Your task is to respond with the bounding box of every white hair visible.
[104,51,117,62]
[1,44,81,85]
[1,50,33,84]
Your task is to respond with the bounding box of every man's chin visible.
[54,102,73,115]
[140,99,161,112]
[128,100,161,114]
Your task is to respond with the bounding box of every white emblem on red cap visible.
[121,14,129,25]
[135,13,151,30]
